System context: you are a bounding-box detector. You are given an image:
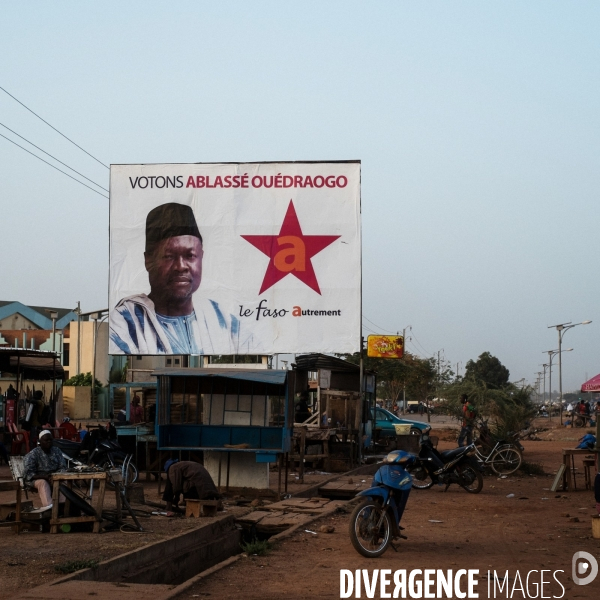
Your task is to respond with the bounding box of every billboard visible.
[366,335,404,359]
[109,162,361,355]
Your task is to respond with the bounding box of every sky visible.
[1,2,599,393]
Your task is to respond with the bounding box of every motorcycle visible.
[54,424,138,485]
[349,450,415,558]
[406,434,483,493]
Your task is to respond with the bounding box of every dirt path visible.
[180,439,600,600]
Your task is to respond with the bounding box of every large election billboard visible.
[109,162,361,356]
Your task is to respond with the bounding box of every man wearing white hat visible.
[23,430,66,510]
[110,202,249,355]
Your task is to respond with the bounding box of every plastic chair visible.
[10,431,29,456]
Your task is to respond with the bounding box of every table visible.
[561,448,598,491]
[0,480,21,534]
[49,472,106,534]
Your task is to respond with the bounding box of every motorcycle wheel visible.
[574,416,585,428]
[349,499,392,558]
[490,446,522,476]
[99,457,139,487]
[458,465,483,494]
[407,465,434,490]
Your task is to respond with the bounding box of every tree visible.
[340,352,437,406]
[64,372,103,395]
[464,352,510,389]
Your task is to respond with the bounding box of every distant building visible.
[0,300,110,383]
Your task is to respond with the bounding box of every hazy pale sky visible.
[1,2,598,392]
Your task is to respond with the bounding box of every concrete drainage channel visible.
[14,464,378,600]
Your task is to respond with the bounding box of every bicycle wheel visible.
[490,446,522,475]
[349,499,392,558]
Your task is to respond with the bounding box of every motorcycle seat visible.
[440,447,467,461]
[54,439,81,451]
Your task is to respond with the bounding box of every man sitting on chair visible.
[23,430,66,510]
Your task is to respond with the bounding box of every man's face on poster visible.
[145,235,203,304]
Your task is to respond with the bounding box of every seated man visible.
[162,459,221,512]
[23,430,66,510]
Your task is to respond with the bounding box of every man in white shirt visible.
[110,202,247,355]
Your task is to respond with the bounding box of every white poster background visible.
[109,162,361,355]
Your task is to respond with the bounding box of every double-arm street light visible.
[544,347,573,424]
[548,320,592,425]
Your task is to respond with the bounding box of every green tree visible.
[340,352,437,406]
[64,372,103,395]
[464,352,510,389]
[440,379,535,437]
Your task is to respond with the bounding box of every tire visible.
[458,465,483,494]
[407,464,434,490]
[490,446,522,476]
[574,416,585,428]
[99,456,139,487]
[58,484,97,517]
[349,499,392,558]
[410,428,421,436]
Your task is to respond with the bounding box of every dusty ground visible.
[0,471,255,600]
[181,425,600,600]
[1,420,598,600]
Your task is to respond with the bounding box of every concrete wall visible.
[68,321,109,384]
[0,313,39,330]
[204,451,269,490]
[62,386,92,419]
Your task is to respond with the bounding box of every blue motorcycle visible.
[349,450,415,557]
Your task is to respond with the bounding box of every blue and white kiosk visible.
[153,367,295,491]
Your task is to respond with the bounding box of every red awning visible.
[581,373,600,392]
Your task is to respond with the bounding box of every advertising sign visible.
[109,162,361,355]
[366,335,404,359]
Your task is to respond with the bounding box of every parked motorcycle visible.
[349,450,415,558]
[54,424,138,485]
[406,434,483,493]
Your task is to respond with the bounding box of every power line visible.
[0,132,109,199]
[362,315,398,334]
[0,85,109,170]
[0,122,108,191]
[410,330,433,357]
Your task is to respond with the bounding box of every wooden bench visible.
[185,499,219,518]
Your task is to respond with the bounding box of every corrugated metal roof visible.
[151,367,287,385]
[294,353,360,373]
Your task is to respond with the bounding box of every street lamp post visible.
[545,348,573,424]
[549,321,591,425]
[541,363,549,413]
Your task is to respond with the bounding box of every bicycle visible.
[472,421,523,476]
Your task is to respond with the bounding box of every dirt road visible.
[180,438,600,599]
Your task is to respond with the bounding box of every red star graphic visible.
[241,200,340,295]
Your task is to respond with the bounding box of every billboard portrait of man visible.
[109,202,245,355]
[109,162,361,356]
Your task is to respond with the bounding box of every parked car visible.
[370,407,432,437]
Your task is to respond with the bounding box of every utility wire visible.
[0,132,109,199]
[0,122,108,191]
[0,85,109,169]
[362,315,398,335]
[409,330,433,357]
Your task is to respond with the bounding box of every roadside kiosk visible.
[153,368,296,492]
